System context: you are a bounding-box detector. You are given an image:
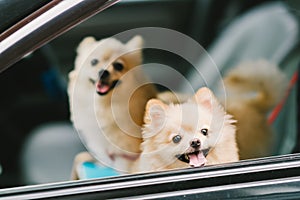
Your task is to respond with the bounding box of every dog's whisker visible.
[89,78,95,84]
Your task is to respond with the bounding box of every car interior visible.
[0,0,300,199]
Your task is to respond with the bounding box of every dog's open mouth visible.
[92,79,120,95]
[176,149,209,167]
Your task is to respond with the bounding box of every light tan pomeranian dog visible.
[68,35,157,176]
[131,87,239,173]
[222,60,287,160]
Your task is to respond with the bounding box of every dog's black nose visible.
[99,69,109,80]
[190,138,201,148]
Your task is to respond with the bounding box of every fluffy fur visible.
[131,87,239,173]
[68,35,157,173]
[222,60,287,159]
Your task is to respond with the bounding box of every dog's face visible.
[142,87,228,168]
[69,35,143,96]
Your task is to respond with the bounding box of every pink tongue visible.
[189,152,207,167]
[96,82,110,93]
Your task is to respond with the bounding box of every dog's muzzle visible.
[94,69,120,95]
[176,138,209,167]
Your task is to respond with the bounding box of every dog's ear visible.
[74,37,96,70]
[126,35,143,49]
[192,87,217,110]
[144,99,167,130]
[124,36,144,66]
[77,37,96,54]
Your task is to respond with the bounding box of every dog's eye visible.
[172,135,182,143]
[201,128,208,136]
[113,62,124,71]
[91,59,99,66]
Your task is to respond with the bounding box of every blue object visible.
[41,67,66,100]
[78,162,120,179]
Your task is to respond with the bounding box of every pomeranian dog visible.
[222,60,287,160]
[131,87,239,173]
[68,35,157,175]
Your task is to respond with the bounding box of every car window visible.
[0,0,299,199]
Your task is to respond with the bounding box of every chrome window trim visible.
[0,0,120,72]
[126,176,300,200]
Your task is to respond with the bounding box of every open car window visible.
[0,0,300,199]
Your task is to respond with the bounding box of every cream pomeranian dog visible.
[68,35,157,175]
[131,87,239,173]
[222,60,287,160]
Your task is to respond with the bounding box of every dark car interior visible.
[0,0,300,198]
